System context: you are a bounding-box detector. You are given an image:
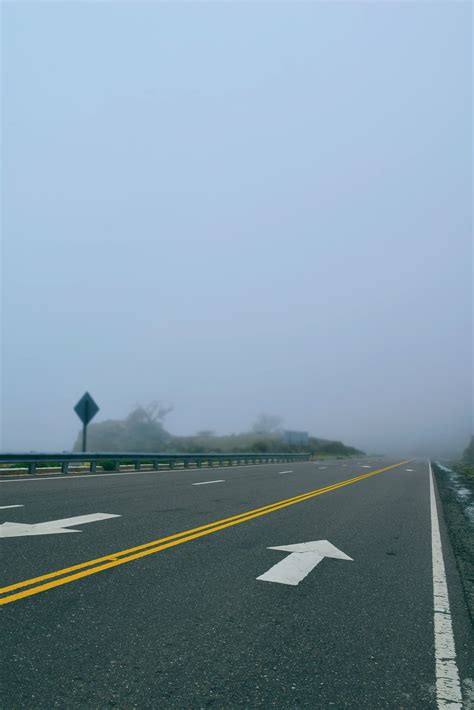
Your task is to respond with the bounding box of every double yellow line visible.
[0,460,408,606]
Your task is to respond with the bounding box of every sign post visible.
[74,392,99,452]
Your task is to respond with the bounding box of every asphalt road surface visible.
[1,458,473,709]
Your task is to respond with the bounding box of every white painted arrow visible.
[257,540,353,586]
[0,513,120,538]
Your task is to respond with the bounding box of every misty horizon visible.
[2,2,472,460]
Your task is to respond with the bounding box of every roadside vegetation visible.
[433,434,474,624]
[453,435,474,479]
[452,462,474,480]
[72,403,363,458]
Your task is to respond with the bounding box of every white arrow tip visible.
[268,539,353,560]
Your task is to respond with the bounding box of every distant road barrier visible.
[0,452,309,476]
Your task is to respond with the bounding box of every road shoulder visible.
[432,462,474,707]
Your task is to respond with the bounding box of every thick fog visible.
[1,3,472,457]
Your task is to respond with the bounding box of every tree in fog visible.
[251,413,284,435]
[73,402,172,452]
[462,436,474,464]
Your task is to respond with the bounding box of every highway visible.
[1,458,473,709]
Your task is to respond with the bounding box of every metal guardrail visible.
[0,452,309,476]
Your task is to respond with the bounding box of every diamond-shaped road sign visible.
[74,392,99,425]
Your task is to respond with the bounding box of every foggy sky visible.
[1,2,472,457]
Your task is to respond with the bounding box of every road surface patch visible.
[0,460,409,606]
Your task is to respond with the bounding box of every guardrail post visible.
[28,462,36,475]
[153,460,159,471]
[90,461,97,473]
[184,459,189,468]
[135,461,141,471]
[208,458,213,468]
[61,461,69,474]
[114,461,120,472]
[169,459,175,469]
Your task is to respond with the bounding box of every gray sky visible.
[1,2,472,456]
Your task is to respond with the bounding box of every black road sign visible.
[74,393,99,452]
[74,392,99,425]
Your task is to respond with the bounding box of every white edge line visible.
[279,471,293,474]
[192,479,225,486]
[429,460,463,709]
[0,504,24,509]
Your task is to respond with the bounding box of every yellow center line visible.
[0,460,409,605]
